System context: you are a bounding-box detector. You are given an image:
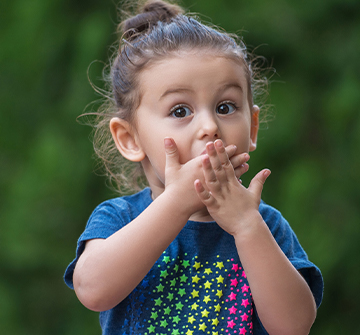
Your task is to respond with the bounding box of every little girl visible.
[64,1,323,334]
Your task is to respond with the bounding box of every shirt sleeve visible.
[63,200,130,289]
[259,201,324,308]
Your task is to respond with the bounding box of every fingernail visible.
[164,138,172,147]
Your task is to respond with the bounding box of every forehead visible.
[138,51,249,98]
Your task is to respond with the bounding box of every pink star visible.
[232,264,239,272]
[239,327,247,334]
[240,313,249,322]
[229,306,237,314]
[241,270,247,278]
[227,320,236,329]
[241,284,250,293]
[228,292,237,301]
[249,322,253,329]
[241,299,250,308]
[230,278,238,287]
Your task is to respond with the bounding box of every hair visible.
[84,0,270,194]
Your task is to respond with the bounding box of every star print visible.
[212,318,219,326]
[191,302,199,310]
[193,261,201,270]
[160,320,168,328]
[191,289,199,298]
[176,301,184,310]
[163,256,170,263]
[241,299,250,308]
[204,268,213,275]
[215,289,223,298]
[241,284,250,293]
[170,279,177,286]
[180,274,188,282]
[188,316,196,324]
[174,264,179,272]
[227,320,236,329]
[204,280,212,289]
[173,315,181,324]
[178,288,186,297]
[150,311,158,320]
[182,260,190,268]
[228,306,237,314]
[203,295,211,304]
[141,279,149,288]
[192,275,200,283]
[228,292,237,301]
[172,330,180,335]
[230,278,238,287]
[241,313,249,321]
[242,270,247,278]
[186,330,194,335]
[214,303,221,312]
[160,270,168,278]
[213,332,219,335]
[232,263,239,272]
[216,261,224,269]
[216,275,224,283]
[201,309,210,317]
[148,325,155,333]
[154,298,162,306]
[199,323,207,331]
[167,293,174,301]
[156,283,164,292]
[239,327,247,334]
[164,307,171,315]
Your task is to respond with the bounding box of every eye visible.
[216,102,237,115]
[170,105,192,118]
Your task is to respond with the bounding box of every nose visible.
[196,111,221,140]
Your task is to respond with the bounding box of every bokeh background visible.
[1,0,360,333]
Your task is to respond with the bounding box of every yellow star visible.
[186,330,194,335]
[215,290,223,298]
[216,275,224,283]
[188,315,196,324]
[212,332,219,335]
[191,302,199,310]
[204,268,213,275]
[201,309,210,317]
[212,318,219,326]
[204,280,212,289]
[193,261,201,270]
[216,261,224,269]
[199,323,207,332]
[192,275,200,283]
[214,303,221,312]
[191,289,199,298]
[203,295,211,304]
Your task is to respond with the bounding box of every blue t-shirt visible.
[64,187,323,335]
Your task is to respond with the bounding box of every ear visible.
[110,117,145,162]
[249,105,260,152]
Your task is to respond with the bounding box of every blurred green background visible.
[1,0,359,333]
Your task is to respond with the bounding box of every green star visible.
[178,288,186,297]
[163,256,170,263]
[182,260,190,268]
[154,298,163,306]
[160,270,169,278]
[174,264,179,272]
[150,311,158,320]
[172,329,180,335]
[164,306,172,315]
[167,293,174,301]
[180,274,188,282]
[156,283,165,292]
[147,325,156,333]
[175,301,184,310]
[173,315,181,324]
[170,278,177,287]
[160,319,168,328]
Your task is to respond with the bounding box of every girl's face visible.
[131,51,259,197]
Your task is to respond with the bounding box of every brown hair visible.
[85,0,269,194]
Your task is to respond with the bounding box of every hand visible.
[194,139,271,235]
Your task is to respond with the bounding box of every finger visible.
[229,152,250,178]
[248,169,271,199]
[214,140,235,180]
[201,154,222,193]
[224,144,237,158]
[233,162,249,179]
[194,179,216,207]
[164,137,180,169]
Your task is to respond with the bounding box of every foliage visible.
[1,0,359,333]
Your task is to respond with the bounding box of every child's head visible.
[90,0,268,193]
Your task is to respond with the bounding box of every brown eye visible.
[171,106,192,118]
[217,103,236,115]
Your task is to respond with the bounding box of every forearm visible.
[73,191,190,312]
[234,212,316,335]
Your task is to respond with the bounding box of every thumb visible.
[248,169,271,199]
[164,137,180,169]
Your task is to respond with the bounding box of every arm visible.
[73,139,249,312]
[194,140,316,335]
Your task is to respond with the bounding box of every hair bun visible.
[121,0,183,39]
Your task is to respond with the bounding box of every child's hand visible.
[194,139,271,236]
